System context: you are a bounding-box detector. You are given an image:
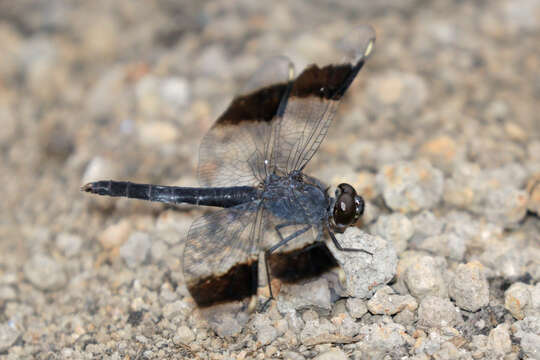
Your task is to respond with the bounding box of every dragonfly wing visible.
[273,25,376,173]
[197,57,294,187]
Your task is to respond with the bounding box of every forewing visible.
[273,25,376,173]
[197,57,294,187]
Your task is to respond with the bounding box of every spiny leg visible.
[258,223,312,312]
[326,224,373,255]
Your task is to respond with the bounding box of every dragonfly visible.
[83,25,376,311]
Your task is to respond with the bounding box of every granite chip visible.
[376,160,444,213]
[448,262,489,312]
[119,232,151,268]
[371,213,414,254]
[23,254,67,291]
[403,255,448,300]
[346,297,368,319]
[313,348,348,360]
[98,219,132,249]
[277,278,332,313]
[487,323,512,356]
[367,285,418,315]
[327,228,397,299]
[173,325,195,345]
[417,296,461,328]
[0,323,20,352]
[55,232,83,257]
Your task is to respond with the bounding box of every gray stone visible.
[417,296,460,328]
[98,219,132,250]
[505,282,532,320]
[173,325,194,345]
[252,313,279,346]
[313,349,348,360]
[520,333,540,360]
[511,316,540,359]
[0,286,16,301]
[277,278,331,313]
[404,255,448,300]
[327,228,397,299]
[357,320,407,353]
[371,213,414,253]
[449,262,489,312]
[283,351,305,360]
[23,254,67,291]
[162,300,191,320]
[366,285,418,315]
[376,160,444,213]
[0,323,19,352]
[411,210,444,243]
[120,232,151,268]
[346,297,368,319]
[365,71,428,125]
[487,323,512,356]
[415,232,466,261]
[55,232,83,257]
[482,186,528,228]
[393,308,416,326]
[418,135,465,174]
[300,318,337,346]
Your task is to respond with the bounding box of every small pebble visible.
[346,297,368,319]
[482,186,528,228]
[55,232,83,257]
[252,313,279,346]
[504,282,532,320]
[365,71,428,125]
[376,160,444,213]
[357,320,407,353]
[119,232,151,268]
[367,285,418,315]
[448,262,489,312]
[403,255,448,300]
[173,325,195,345]
[511,316,540,359]
[417,296,460,328]
[98,219,131,249]
[487,323,512,356]
[300,318,337,346]
[0,286,16,301]
[23,254,67,291]
[411,210,444,243]
[137,121,179,146]
[277,278,331,313]
[313,348,348,360]
[393,308,416,326]
[327,228,397,299]
[371,213,414,254]
[415,232,465,261]
[0,323,20,353]
[418,135,464,174]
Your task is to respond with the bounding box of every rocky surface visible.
[0,0,539,359]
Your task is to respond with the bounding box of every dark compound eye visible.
[333,183,364,231]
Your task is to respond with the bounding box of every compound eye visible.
[333,191,356,228]
[354,195,365,220]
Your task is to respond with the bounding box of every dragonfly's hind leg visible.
[256,223,312,312]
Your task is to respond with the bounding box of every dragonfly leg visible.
[327,225,373,255]
[257,223,312,312]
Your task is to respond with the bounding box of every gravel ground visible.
[1,1,540,359]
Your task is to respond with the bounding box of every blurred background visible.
[0,0,539,358]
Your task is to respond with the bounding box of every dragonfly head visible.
[332,183,364,233]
